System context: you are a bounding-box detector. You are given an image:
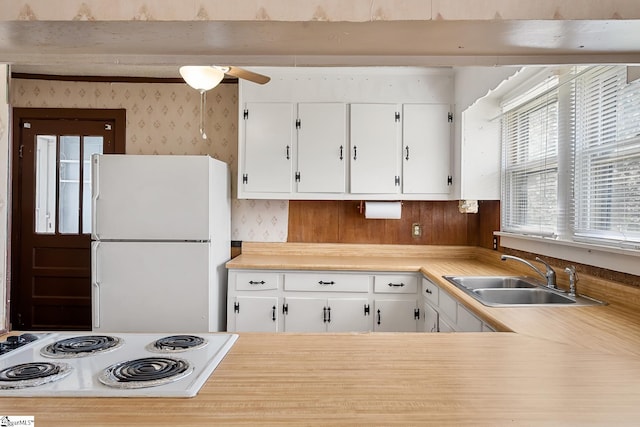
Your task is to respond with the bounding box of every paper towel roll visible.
[364,201,402,219]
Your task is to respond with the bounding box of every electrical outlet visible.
[412,223,422,238]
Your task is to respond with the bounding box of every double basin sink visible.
[442,276,605,307]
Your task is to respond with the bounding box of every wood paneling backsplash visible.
[288,200,500,249]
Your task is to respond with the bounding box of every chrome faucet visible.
[500,255,557,289]
[565,265,578,297]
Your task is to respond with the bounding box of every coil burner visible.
[40,335,123,358]
[0,362,72,389]
[99,357,193,389]
[147,335,207,353]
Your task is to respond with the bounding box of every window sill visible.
[495,232,640,276]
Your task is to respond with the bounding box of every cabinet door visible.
[242,102,294,193]
[350,104,401,194]
[283,297,327,332]
[423,303,439,333]
[297,103,347,193]
[438,316,456,333]
[373,299,418,332]
[456,304,483,332]
[233,296,279,332]
[402,104,451,194]
[327,298,371,332]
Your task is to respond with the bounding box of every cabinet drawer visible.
[235,272,280,291]
[284,273,370,292]
[439,290,457,323]
[422,278,439,306]
[374,274,418,294]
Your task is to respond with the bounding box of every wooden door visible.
[10,109,125,330]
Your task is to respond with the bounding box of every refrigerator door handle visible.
[91,154,100,240]
[91,242,100,328]
[93,282,100,329]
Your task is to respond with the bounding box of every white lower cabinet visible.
[456,303,483,332]
[422,276,494,333]
[373,299,420,332]
[228,269,494,333]
[373,273,421,332]
[423,303,438,333]
[283,297,370,332]
[232,296,279,332]
[438,316,456,333]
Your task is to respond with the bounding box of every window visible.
[572,66,640,247]
[501,65,640,250]
[501,76,559,236]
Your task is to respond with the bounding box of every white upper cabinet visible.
[238,67,455,200]
[402,104,452,194]
[241,102,294,194]
[350,103,401,194]
[296,103,347,194]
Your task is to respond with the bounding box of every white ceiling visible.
[3,19,640,77]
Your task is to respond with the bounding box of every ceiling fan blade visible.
[223,66,271,85]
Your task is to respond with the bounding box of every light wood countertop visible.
[228,243,640,357]
[3,243,640,425]
[3,333,640,426]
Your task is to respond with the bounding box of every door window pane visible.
[35,135,57,234]
[59,136,80,234]
[82,136,104,233]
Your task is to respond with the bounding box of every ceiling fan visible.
[179,66,271,139]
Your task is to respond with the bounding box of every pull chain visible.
[199,90,208,139]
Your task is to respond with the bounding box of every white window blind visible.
[572,66,640,247]
[501,79,559,236]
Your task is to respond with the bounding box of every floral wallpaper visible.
[10,78,289,242]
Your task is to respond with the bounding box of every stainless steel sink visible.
[473,288,576,305]
[443,276,539,290]
[442,275,605,307]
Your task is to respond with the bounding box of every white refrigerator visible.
[90,154,230,333]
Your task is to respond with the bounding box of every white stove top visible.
[0,332,238,398]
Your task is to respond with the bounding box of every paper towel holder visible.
[358,200,403,217]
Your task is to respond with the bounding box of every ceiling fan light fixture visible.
[179,66,225,91]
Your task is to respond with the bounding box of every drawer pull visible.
[249,280,266,285]
[271,305,276,322]
[388,282,405,287]
[425,288,433,294]
[377,309,381,325]
[318,281,335,285]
